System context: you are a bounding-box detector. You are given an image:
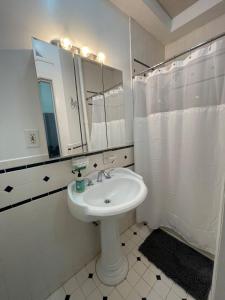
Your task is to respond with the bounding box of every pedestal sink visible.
[67,168,147,286]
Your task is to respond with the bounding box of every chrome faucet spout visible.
[97,170,111,182]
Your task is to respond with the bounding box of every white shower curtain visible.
[134,38,225,254]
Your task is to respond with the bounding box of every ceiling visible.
[157,0,198,18]
[110,0,225,44]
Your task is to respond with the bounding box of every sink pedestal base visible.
[96,217,128,286]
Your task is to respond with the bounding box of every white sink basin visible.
[68,168,147,222]
[67,167,148,286]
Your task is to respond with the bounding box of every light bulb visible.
[97,52,106,63]
[60,38,73,51]
[81,46,90,57]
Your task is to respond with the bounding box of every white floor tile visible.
[139,226,151,239]
[134,278,151,298]
[153,280,170,299]
[171,283,188,298]
[167,289,181,300]
[132,248,142,258]
[86,288,102,300]
[130,234,142,246]
[116,280,132,298]
[98,282,114,296]
[160,273,173,288]
[63,275,79,294]
[81,278,96,297]
[75,267,88,285]
[141,255,151,267]
[126,268,140,287]
[133,260,147,276]
[123,240,136,254]
[147,288,162,300]
[127,288,141,300]
[108,289,123,300]
[150,263,162,275]
[128,252,136,268]
[131,224,141,233]
[70,288,85,300]
[143,268,157,287]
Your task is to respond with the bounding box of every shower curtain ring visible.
[189,50,192,59]
[208,42,212,51]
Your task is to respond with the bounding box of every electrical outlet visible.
[24,129,40,148]
[103,151,116,164]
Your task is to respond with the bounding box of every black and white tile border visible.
[0,186,68,213]
[0,145,134,174]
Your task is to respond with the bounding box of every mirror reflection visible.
[38,80,60,158]
[78,57,107,151]
[103,65,126,148]
[32,38,83,158]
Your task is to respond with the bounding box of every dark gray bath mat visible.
[139,229,213,300]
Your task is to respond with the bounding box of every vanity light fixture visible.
[81,46,91,58]
[60,37,73,51]
[97,52,106,64]
[51,38,106,63]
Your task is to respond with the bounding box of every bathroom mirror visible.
[0,38,130,167]
[32,38,84,158]
[33,40,128,155]
[33,39,127,157]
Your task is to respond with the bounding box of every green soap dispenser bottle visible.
[76,170,85,193]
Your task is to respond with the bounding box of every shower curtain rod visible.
[134,31,225,77]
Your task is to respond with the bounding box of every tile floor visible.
[46,223,208,300]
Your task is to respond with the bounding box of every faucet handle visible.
[103,170,111,179]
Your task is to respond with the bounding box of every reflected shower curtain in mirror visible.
[133,38,225,254]
[90,95,107,150]
[104,86,126,148]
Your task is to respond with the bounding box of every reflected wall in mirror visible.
[32,38,84,158]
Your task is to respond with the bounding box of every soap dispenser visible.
[75,169,85,193]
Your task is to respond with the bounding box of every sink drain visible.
[104,199,111,204]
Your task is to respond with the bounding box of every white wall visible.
[165,13,225,58]
[130,19,165,75]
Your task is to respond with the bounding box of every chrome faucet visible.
[97,170,112,182]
